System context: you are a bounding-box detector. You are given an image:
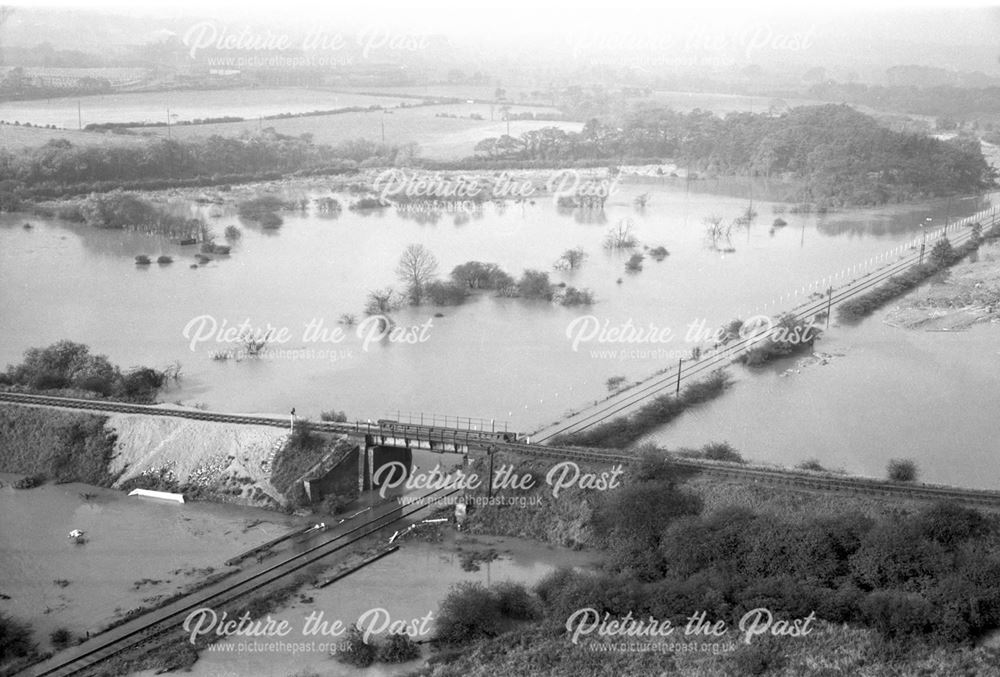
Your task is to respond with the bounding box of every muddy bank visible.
[885,246,1000,331]
[106,409,289,508]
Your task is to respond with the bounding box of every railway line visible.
[3,390,1000,508]
[26,486,458,677]
[531,211,1000,443]
[490,441,1000,507]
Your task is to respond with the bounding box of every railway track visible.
[4,391,1000,507]
[26,486,458,677]
[531,212,1000,443]
[489,442,1000,507]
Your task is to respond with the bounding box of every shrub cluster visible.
[552,370,731,448]
[0,613,37,667]
[737,313,820,366]
[236,195,292,228]
[434,582,540,644]
[2,340,166,402]
[336,624,422,667]
[533,500,999,647]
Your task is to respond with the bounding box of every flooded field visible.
[1,180,998,487]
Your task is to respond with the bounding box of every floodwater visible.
[170,535,598,677]
[0,89,408,128]
[642,309,1000,491]
[0,475,300,644]
[1,180,998,483]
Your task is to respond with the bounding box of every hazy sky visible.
[4,1,999,75]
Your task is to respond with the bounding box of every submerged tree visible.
[365,287,403,315]
[555,247,588,270]
[704,214,734,250]
[396,244,439,304]
[604,219,638,249]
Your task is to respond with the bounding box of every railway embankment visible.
[0,403,291,508]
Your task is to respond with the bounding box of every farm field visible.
[0,88,413,128]
[0,123,151,151]
[337,83,554,103]
[342,84,827,114]
[129,102,581,160]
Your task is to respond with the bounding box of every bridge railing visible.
[378,411,510,432]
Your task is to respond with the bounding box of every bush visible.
[559,286,594,306]
[4,340,164,403]
[224,225,242,239]
[337,624,376,667]
[516,270,553,300]
[349,196,387,211]
[13,473,46,489]
[50,627,73,649]
[625,252,644,272]
[451,261,513,290]
[915,501,989,549]
[320,409,347,423]
[134,255,151,265]
[492,582,540,621]
[728,635,788,676]
[0,614,36,663]
[860,590,936,639]
[848,523,948,591]
[375,633,421,663]
[887,458,918,482]
[258,212,283,228]
[699,441,744,463]
[425,280,469,306]
[434,583,504,644]
[649,246,669,260]
[156,255,173,264]
[738,313,819,366]
[929,237,955,268]
[592,479,703,579]
[237,195,290,221]
[114,367,166,402]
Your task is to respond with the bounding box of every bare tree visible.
[704,214,733,250]
[366,287,403,315]
[555,247,588,270]
[396,244,438,304]
[603,219,638,249]
[239,329,273,357]
[163,361,183,383]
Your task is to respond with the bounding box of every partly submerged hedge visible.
[551,370,731,448]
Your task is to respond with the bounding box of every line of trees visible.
[473,104,995,207]
[0,131,415,209]
[808,81,1000,122]
[369,245,595,312]
[0,340,170,402]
